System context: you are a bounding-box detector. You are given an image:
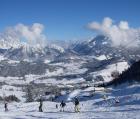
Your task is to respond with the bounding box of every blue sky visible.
[0,0,140,41]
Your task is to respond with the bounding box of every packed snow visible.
[0,84,140,119]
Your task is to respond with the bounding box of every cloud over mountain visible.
[87,17,140,48]
[0,23,47,48]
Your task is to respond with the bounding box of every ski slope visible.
[0,84,140,119]
[0,100,139,119]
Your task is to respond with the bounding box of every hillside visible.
[107,60,140,86]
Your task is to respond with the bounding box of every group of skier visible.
[4,96,120,112]
[38,97,80,113]
[59,97,80,112]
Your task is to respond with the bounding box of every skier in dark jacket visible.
[39,98,43,112]
[60,100,66,112]
[74,97,80,112]
[4,102,8,111]
[56,104,58,109]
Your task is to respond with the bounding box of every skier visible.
[39,98,43,112]
[74,97,80,112]
[60,100,66,112]
[4,102,8,111]
[56,104,58,109]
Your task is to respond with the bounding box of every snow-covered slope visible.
[0,84,140,119]
[91,61,129,82]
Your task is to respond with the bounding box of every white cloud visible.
[119,21,129,30]
[87,17,140,48]
[0,23,47,48]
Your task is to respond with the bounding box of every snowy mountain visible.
[0,43,64,61]
[72,35,112,55]
[72,35,140,62]
[1,34,140,64]
[0,34,140,79]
